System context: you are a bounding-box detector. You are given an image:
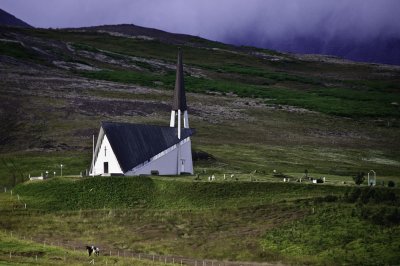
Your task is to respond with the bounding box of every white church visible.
[89,49,194,176]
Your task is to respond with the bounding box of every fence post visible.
[36,254,37,261]
[9,252,11,259]
[109,250,111,256]
[153,255,155,262]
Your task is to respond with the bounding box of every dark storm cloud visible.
[2,0,400,63]
[2,0,399,39]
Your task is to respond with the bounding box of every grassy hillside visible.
[0,24,400,265]
[1,26,399,179]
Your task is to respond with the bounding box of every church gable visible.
[92,133,123,176]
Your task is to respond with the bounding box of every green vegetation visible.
[0,41,41,61]
[0,25,399,265]
[0,152,91,188]
[12,177,351,211]
[80,68,400,117]
[2,27,399,117]
[80,69,158,87]
[261,204,400,265]
[1,179,399,265]
[0,231,167,265]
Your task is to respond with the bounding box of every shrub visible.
[360,206,400,226]
[314,195,338,204]
[346,188,362,203]
[345,187,398,204]
[388,181,395,187]
[353,172,365,185]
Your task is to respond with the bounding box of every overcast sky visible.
[2,0,400,45]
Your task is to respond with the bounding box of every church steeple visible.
[170,48,189,139]
[172,48,187,111]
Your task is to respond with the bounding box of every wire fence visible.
[3,229,272,266]
[1,189,273,266]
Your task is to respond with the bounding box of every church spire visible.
[172,48,187,111]
[170,49,189,139]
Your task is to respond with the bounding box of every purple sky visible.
[2,0,400,48]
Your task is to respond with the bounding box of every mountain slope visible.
[0,24,399,180]
[0,8,32,28]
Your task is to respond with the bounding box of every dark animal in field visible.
[86,245,100,256]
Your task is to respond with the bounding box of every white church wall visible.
[179,138,193,174]
[92,134,123,176]
[125,137,193,176]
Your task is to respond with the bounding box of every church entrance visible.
[104,162,109,174]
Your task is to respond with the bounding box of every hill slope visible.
[0,24,399,186]
[0,9,32,28]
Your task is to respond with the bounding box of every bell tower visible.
[170,48,189,139]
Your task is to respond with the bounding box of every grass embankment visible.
[3,178,400,264]
[13,177,349,211]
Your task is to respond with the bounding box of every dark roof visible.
[172,49,187,111]
[101,122,195,172]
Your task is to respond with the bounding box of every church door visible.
[104,162,109,174]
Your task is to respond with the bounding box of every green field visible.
[1,178,399,265]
